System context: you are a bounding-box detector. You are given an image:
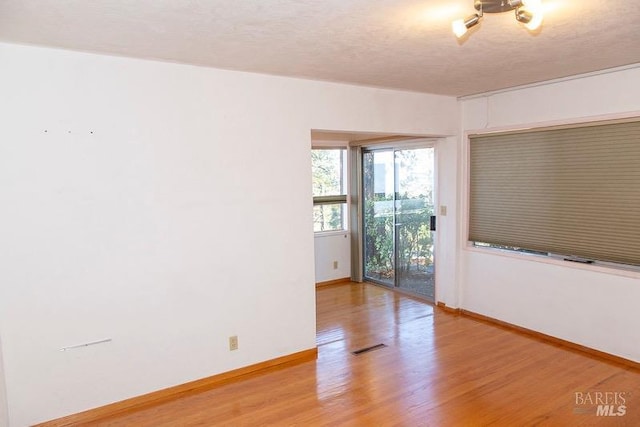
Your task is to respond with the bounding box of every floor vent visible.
[352,343,386,355]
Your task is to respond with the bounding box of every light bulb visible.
[452,19,468,38]
[525,11,543,30]
[515,0,544,31]
[452,14,480,38]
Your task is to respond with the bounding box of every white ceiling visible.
[0,0,639,96]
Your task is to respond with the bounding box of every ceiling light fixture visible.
[452,0,544,38]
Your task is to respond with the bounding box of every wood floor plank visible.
[87,282,640,426]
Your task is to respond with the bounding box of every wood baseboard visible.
[316,277,351,287]
[460,309,640,371]
[35,347,318,427]
[435,301,638,370]
[436,301,461,314]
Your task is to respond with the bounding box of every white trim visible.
[433,143,440,304]
[311,140,349,148]
[464,244,640,280]
[464,111,640,137]
[459,63,640,100]
[314,230,349,238]
[350,137,440,149]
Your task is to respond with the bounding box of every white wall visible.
[0,42,457,426]
[314,232,351,283]
[0,336,8,427]
[459,66,640,363]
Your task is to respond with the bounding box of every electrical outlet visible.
[229,335,238,351]
[333,261,338,269]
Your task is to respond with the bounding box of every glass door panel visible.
[363,150,395,287]
[362,146,435,301]
[395,148,435,300]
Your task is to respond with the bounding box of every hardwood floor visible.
[93,282,640,426]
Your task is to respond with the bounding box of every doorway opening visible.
[310,130,438,302]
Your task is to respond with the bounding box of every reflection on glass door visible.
[363,147,435,300]
[363,150,395,287]
[394,148,435,299]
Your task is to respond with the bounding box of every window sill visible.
[464,243,640,280]
[314,230,349,238]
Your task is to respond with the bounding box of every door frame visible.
[349,138,439,300]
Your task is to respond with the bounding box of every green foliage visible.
[313,204,344,232]
[364,196,395,278]
[312,149,345,231]
[363,149,434,281]
[311,149,342,197]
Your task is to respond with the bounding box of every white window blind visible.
[469,119,640,266]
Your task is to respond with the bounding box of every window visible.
[469,119,640,268]
[312,148,347,232]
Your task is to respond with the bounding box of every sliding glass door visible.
[363,150,395,287]
[362,147,435,300]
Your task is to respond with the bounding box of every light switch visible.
[440,205,447,216]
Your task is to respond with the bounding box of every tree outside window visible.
[312,148,347,232]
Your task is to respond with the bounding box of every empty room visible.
[1,1,639,426]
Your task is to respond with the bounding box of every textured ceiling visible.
[0,0,639,96]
